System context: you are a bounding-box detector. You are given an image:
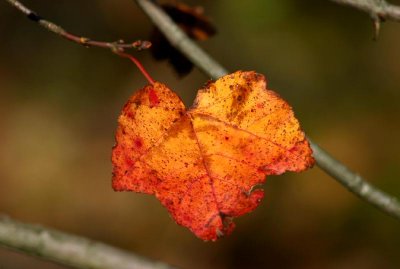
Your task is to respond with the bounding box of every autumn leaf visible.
[112,71,314,241]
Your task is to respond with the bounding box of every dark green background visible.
[1,1,400,268]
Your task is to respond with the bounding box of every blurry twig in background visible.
[5,0,151,51]
[329,0,400,37]
[134,0,400,220]
[0,215,177,269]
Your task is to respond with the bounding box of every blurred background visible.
[1,0,400,268]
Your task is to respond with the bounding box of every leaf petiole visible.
[114,51,155,85]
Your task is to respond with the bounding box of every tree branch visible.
[329,0,400,37]
[0,215,177,269]
[330,0,400,21]
[310,143,400,218]
[134,0,400,220]
[5,0,151,51]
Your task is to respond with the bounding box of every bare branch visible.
[330,0,400,37]
[0,215,177,269]
[310,142,400,218]
[134,0,400,220]
[5,0,151,51]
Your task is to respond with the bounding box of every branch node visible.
[372,14,382,40]
[79,37,91,47]
[330,0,400,36]
[133,40,152,50]
[27,11,42,22]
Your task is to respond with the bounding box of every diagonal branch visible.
[5,0,151,51]
[134,0,400,220]
[310,144,400,218]
[0,215,177,269]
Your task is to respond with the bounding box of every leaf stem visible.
[115,51,155,85]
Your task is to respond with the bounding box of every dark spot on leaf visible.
[149,88,160,107]
[134,138,143,148]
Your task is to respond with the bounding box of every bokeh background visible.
[1,0,400,268]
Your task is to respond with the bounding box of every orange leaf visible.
[112,71,314,241]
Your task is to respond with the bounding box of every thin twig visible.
[5,0,151,51]
[329,0,400,37]
[134,0,400,220]
[0,215,177,269]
